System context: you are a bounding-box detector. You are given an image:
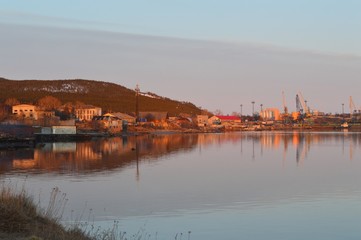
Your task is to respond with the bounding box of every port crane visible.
[282,91,292,123]
[296,92,310,115]
[349,96,359,114]
[296,91,312,123]
[282,91,288,114]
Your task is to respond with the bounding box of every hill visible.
[0,78,202,116]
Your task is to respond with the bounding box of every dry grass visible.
[0,182,191,240]
[0,183,92,240]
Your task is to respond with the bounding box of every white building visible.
[75,105,102,121]
[12,104,37,119]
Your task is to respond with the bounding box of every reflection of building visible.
[10,149,35,169]
[75,142,101,161]
[75,105,102,121]
[2,132,360,175]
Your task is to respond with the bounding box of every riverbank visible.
[1,123,360,150]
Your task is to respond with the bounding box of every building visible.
[209,115,241,125]
[40,126,77,134]
[37,109,56,119]
[11,104,60,126]
[92,113,123,133]
[75,105,102,121]
[12,104,37,119]
[197,115,209,127]
[111,112,136,125]
[260,108,281,121]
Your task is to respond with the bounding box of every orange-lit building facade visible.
[75,105,102,121]
[260,108,281,121]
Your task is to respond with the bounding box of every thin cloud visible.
[0,10,151,33]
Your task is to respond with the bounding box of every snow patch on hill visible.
[23,83,89,93]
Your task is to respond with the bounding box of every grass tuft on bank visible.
[0,184,92,240]
[0,183,191,240]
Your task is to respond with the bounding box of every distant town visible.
[1,87,361,149]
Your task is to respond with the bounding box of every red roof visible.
[216,115,241,121]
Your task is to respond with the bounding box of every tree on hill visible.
[75,101,86,107]
[213,109,223,115]
[3,98,20,114]
[4,98,20,107]
[57,102,76,120]
[38,96,62,110]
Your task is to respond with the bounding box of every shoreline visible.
[1,124,360,150]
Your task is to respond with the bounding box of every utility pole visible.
[135,84,140,123]
[251,101,255,116]
[342,103,344,116]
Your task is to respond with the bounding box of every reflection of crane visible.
[295,133,308,165]
[350,138,353,160]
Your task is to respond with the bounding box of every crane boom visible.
[297,92,308,114]
[282,91,288,114]
[349,96,356,114]
[296,94,303,113]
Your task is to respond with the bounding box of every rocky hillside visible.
[0,78,201,116]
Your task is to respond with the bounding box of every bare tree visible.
[74,101,86,107]
[4,98,20,107]
[37,96,62,110]
[213,109,223,115]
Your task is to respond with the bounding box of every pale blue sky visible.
[1,0,361,114]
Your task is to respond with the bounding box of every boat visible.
[335,122,351,130]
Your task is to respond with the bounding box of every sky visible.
[1,0,361,115]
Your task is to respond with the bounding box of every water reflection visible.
[1,131,360,175]
[2,131,361,240]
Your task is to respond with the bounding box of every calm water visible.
[1,132,361,240]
